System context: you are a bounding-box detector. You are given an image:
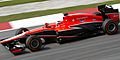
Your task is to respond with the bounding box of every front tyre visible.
[15,28,29,43]
[15,28,29,35]
[26,35,45,52]
[102,19,118,35]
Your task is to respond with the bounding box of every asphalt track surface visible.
[0,23,120,60]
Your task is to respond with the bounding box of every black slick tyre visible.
[15,28,29,35]
[15,28,29,43]
[102,19,118,35]
[26,35,45,52]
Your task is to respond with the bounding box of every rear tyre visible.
[26,35,45,52]
[102,19,118,35]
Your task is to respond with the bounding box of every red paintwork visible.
[11,49,23,53]
[0,12,119,44]
[106,13,119,21]
[26,13,103,34]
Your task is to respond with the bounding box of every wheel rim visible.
[108,23,116,32]
[31,39,40,48]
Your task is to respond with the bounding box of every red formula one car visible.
[0,4,119,54]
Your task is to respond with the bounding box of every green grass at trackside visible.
[0,0,47,7]
[0,0,120,23]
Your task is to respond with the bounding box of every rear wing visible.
[98,4,119,13]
